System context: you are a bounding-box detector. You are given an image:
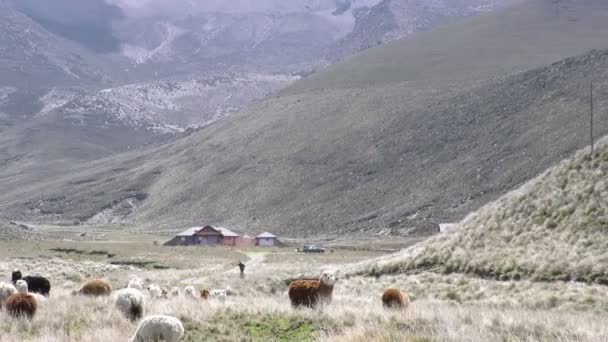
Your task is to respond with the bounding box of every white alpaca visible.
[146,284,163,299]
[170,287,181,298]
[127,277,145,290]
[129,315,184,342]
[15,280,28,294]
[184,286,198,298]
[211,289,227,303]
[114,288,145,321]
[0,281,16,308]
[14,280,46,303]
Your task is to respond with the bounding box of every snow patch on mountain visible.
[45,73,298,134]
[39,87,84,114]
[122,23,185,64]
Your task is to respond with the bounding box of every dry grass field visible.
[1,233,608,342]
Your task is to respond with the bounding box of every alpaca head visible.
[15,280,28,294]
[184,286,195,296]
[11,270,22,283]
[200,289,210,299]
[319,271,337,286]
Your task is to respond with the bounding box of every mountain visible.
[0,0,530,217]
[0,0,521,135]
[354,138,608,285]
[329,0,523,61]
[2,0,608,238]
[0,0,114,129]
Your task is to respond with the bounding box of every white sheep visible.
[127,277,145,290]
[129,315,184,342]
[0,281,16,309]
[170,287,181,298]
[114,288,145,322]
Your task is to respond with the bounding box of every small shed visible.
[236,235,256,247]
[256,232,277,247]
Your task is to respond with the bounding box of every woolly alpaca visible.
[211,289,227,303]
[147,284,164,299]
[6,280,37,319]
[127,277,144,290]
[114,288,145,322]
[170,287,181,298]
[12,270,51,296]
[0,282,16,309]
[381,288,411,309]
[199,289,210,300]
[73,279,112,297]
[288,271,337,308]
[129,315,184,342]
[184,286,198,298]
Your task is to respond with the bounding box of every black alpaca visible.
[12,271,51,297]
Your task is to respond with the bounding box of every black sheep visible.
[12,270,51,297]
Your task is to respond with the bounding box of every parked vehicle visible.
[302,244,325,253]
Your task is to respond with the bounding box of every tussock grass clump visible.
[357,141,608,284]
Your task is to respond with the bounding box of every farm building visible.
[164,225,240,246]
[236,235,256,247]
[256,232,277,247]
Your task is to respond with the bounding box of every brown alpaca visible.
[288,271,336,308]
[382,288,411,309]
[6,294,37,319]
[200,289,210,300]
[73,279,113,297]
[6,280,37,319]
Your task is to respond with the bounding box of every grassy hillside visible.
[3,0,608,237]
[356,138,608,284]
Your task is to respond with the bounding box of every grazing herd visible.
[0,268,411,340]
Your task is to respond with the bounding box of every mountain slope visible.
[329,0,523,61]
[0,0,517,178]
[2,0,608,237]
[355,139,608,285]
[292,0,608,92]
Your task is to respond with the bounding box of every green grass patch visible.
[246,316,318,341]
[182,309,338,342]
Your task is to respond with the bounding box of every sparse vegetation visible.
[1,235,608,341]
[354,141,608,287]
